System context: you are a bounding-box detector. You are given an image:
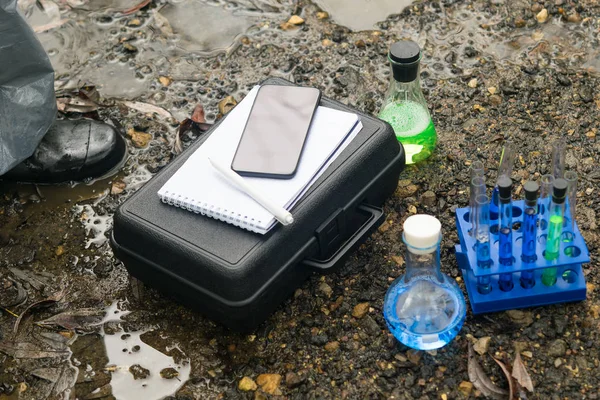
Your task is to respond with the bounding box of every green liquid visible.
[379,101,437,164]
[542,214,563,286]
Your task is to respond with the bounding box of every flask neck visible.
[403,240,444,283]
[385,73,427,106]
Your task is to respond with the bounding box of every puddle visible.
[314,0,412,31]
[74,204,113,249]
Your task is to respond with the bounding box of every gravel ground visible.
[1,0,599,399]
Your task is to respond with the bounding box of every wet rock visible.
[566,12,582,23]
[468,78,478,88]
[311,334,328,346]
[420,191,436,207]
[285,372,304,388]
[515,18,526,28]
[362,315,380,336]
[352,302,369,319]
[579,86,593,103]
[238,377,258,391]
[111,181,126,195]
[536,9,549,23]
[556,75,571,86]
[407,349,421,365]
[464,46,478,58]
[159,76,172,86]
[489,94,502,105]
[128,129,152,148]
[256,374,282,395]
[122,42,138,53]
[160,368,179,379]
[288,15,304,25]
[129,364,150,380]
[316,11,329,20]
[324,341,340,352]
[474,336,491,355]
[548,339,567,357]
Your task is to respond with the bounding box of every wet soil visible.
[1,0,600,399]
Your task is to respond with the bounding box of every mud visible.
[1,0,600,399]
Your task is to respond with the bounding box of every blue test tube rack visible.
[454,199,590,314]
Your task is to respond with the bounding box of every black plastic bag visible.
[0,0,56,175]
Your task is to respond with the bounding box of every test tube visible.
[521,181,539,289]
[551,139,566,180]
[538,174,555,230]
[470,161,485,179]
[469,176,486,235]
[474,194,493,294]
[542,179,568,286]
[497,176,514,291]
[490,142,516,217]
[564,171,578,239]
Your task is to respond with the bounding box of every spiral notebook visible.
[158,85,361,234]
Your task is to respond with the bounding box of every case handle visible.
[302,204,384,272]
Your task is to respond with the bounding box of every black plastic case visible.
[110,78,405,331]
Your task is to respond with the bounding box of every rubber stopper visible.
[553,178,568,203]
[403,214,441,254]
[523,181,539,204]
[389,40,421,83]
[497,176,512,203]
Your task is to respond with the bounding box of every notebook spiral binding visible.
[159,191,261,233]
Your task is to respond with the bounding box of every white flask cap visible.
[403,214,441,254]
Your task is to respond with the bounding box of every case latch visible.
[314,208,347,260]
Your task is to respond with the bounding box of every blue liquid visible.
[520,207,537,289]
[383,276,466,350]
[476,238,492,294]
[499,202,513,291]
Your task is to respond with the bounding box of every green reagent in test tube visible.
[542,179,568,286]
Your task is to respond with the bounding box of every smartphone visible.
[231,84,321,179]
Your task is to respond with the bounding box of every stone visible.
[548,339,567,357]
[473,336,491,355]
[458,381,473,396]
[316,11,329,19]
[322,39,334,47]
[354,39,366,48]
[324,341,340,352]
[515,18,526,28]
[256,374,282,395]
[566,12,582,23]
[160,368,178,379]
[218,96,237,115]
[397,180,419,198]
[489,94,502,105]
[129,364,150,380]
[468,78,478,88]
[158,76,171,86]
[352,302,369,319]
[128,129,152,148]
[579,86,593,103]
[287,15,304,25]
[285,372,303,388]
[318,282,333,298]
[55,246,64,257]
[420,191,436,207]
[536,9,549,23]
[239,377,258,391]
[522,351,533,358]
[487,86,497,94]
[407,349,421,365]
[506,309,534,326]
[111,180,126,195]
[391,255,404,266]
[554,358,563,368]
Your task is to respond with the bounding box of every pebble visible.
[316,11,329,19]
[129,364,150,380]
[159,367,178,379]
[111,181,126,195]
[285,372,304,388]
[352,302,369,319]
[396,180,419,198]
[239,377,258,391]
[557,75,572,86]
[158,76,171,86]
[407,349,421,365]
[391,255,405,266]
[548,339,567,357]
[489,95,502,105]
[256,374,282,395]
[318,282,333,298]
[218,96,237,115]
[487,86,497,94]
[324,341,340,352]
[458,381,473,396]
[522,351,533,358]
[322,39,334,47]
[420,191,437,207]
[287,15,304,25]
[468,78,478,88]
[554,358,563,368]
[536,9,549,23]
[55,246,64,257]
[506,309,534,326]
[473,336,491,355]
[566,12,582,23]
[579,86,593,103]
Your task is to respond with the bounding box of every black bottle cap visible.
[552,178,568,204]
[497,176,512,203]
[389,40,421,83]
[523,181,539,207]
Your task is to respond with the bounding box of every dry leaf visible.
[56,97,98,113]
[14,287,67,333]
[33,18,69,33]
[1,278,27,308]
[36,308,106,331]
[493,357,515,400]
[0,341,69,359]
[121,100,173,119]
[468,344,508,399]
[512,352,534,392]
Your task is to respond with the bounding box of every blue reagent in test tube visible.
[542,179,568,286]
[521,181,539,289]
[497,176,513,291]
[474,194,492,294]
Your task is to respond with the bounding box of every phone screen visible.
[231,85,321,178]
